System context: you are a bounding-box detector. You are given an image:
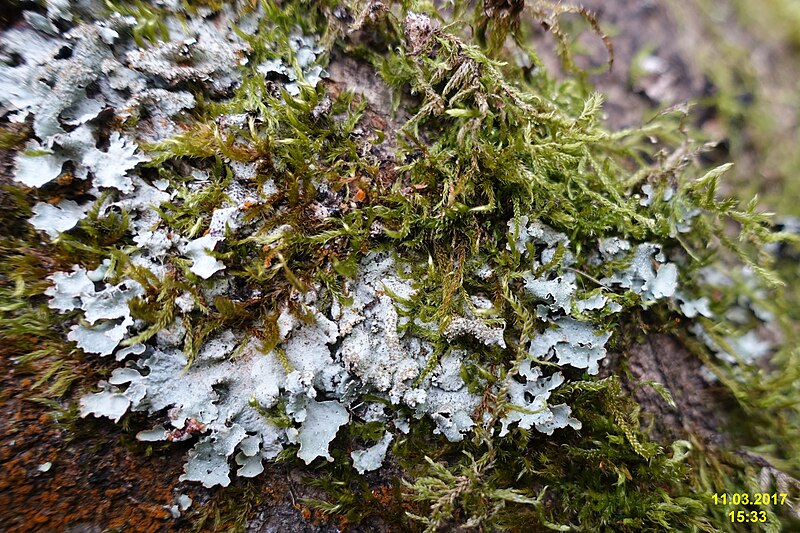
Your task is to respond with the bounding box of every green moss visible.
[126,0,796,527]
[0,123,31,149]
[4,0,798,531]
[104,0,171,47]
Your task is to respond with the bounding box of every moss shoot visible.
[1,0,799,531]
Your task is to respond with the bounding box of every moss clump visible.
[2,0,799,531]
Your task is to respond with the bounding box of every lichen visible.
[30,201,91,240]
[351,432,393,474]
[290,399,349,465]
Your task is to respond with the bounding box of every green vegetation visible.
[105,0,172,47]
[2,0,799,531]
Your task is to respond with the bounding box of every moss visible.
[278,3,795,530]
[0,123,31,150]
[3,0,798,530]
[104,0,172,47]
[191,480,264,532]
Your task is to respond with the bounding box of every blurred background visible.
[565,0,800,218]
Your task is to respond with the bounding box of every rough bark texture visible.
[620,335,730,445]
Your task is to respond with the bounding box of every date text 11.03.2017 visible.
[711,493,789,524]
[712,493,788,506]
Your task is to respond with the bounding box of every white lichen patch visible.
[443,316,506,348]
[523,273,578,314]
[528,318,611,375]
[336,254,426,405]
[80,281,144,324]
[291,399,349,465]
[68,316,134,356]
[499,362,580,436]
[351,432,393,474]
[83,132,148,192]
[46,267,95,312]
[419,387,481,442]
[183,235,225,279]
[257,31,327,96]
[339,292,420,403]
[180,426,247,488]
[14,142,70,188]
[47,267,142,356]
[603,243,679,302]
[126,32,249,93]
[676,292,714,318]
[80,384,137,423]
[80,340,288,487]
